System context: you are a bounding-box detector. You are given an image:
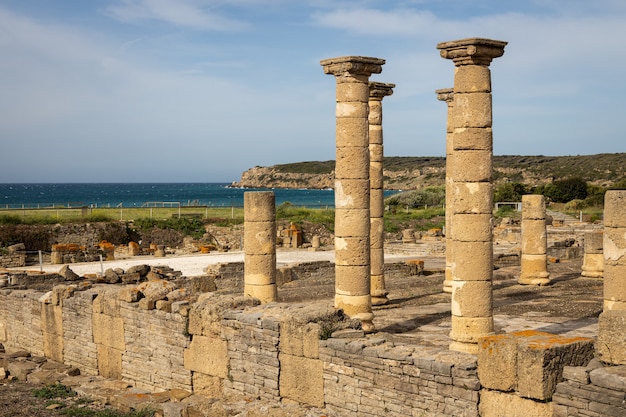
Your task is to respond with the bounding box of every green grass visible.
[33,383,77,399]
[276,202,335,231]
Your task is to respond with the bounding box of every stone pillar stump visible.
[519,194,550,285]
[581,230,604,278]
[244,191,277,303]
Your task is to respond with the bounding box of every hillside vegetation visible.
[232,153,626,190]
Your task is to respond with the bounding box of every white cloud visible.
[104,0,250,31]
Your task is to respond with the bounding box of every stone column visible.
[321,56,385,332]
[437,38,507,354]
[597,191,626,365]
[244,191,277,303]
[581,231,604,278]
[436,87,454,293]
[519,194,550,285]
[369,81,394,306]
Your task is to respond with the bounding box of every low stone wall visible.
[0,252,25,268]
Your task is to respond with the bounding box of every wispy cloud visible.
[104,0,251,31]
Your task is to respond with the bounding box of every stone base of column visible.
[581,253,604,278]
[519,255,550,285]
[335,294,375,333]
[449,340,480,354]
[371,274,389,305]
[597,310,626,365]
[244,284,277,304]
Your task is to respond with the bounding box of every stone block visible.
[454,65,491,93]
[335,147,369,179]
[479,390,552,417]
[336,101,368,118]
[334,208,369,237]
[451,280,493,317]
[243,254,276,285]
[597,310,626,365]
[451,181,493,214]
[192,372,223,398]
[449,316,494,344]
[243,222,276,255]
[516,331,594,400]
[478,333,517,391]
[603,264,626,304]
[519,254,550,285]
[335,179,369,209]
[604,190,626,227]
[334,237,369,266]
[97,344,122,379]
[451,92,492,129]
[453,127,492,151]
[183,335,229,378]
[334,264,370,295]
[280,321,320,359]
[450,213,492,241]
[335,81,369,102]
[450,241,493,281]
[450,149,492,182]
[243,283,277,303]
[603,226,626,265]
[92,313,125,350]
[589,365,626,392]
[521,220,547,254]
[279,353,324,407]
[584,231,603,253]
[336,118,369,147]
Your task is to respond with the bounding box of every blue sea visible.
[0,183,400,209]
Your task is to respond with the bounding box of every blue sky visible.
[1,0,625,183]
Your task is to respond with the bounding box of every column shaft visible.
[243,191,277,303]
[321,56,384,332]
[438,38,507,354]
[519,194,550,285]
[369,82,394,306]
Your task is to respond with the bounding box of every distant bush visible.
[535,177,588,203]
[385,187,445,207]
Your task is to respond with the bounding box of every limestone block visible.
[451,280,493,317]
[451,92,492,129]
[243,192,275,222]
[370,218,384,249]
[336,101,368,118]
[604,190,626,227]
[244,253,276,285]
[334,208,369,237]
[92,313,125,350]
[603,263,626,304]
[450,150,493,182]
[449,316,494,343]
[597,310,626,365]
[584,231,603,253]
[336,118,369,147]
[478,334,517,391]
[92,292,120,316]
[279,353,324,408]
[183,335,229,378]
[41,304,63,362]
[522,195,546,220]
[519,254,549,285]
[334,237,369,266]
[335,147,369,179]
[368,100,382,124]
[244,283,277,303]
[450,241,493,281]
[243,222,276,255]
[97,344,122,379]
[335,81,369,102]
[369,164,384,190]
[335,264,370,295]
[603,226,626,265]
[369,127,383,147]
[280,321,320,359]
[521,220,548,254]
[335,179,369,209]
[451,181,493,214]
[516,332,594,400]
[479,390,552,417]
[192,372,223,398]
[453,127,492,151]
[454,65,491,93]
[450,213,492,241]
[370,250,384,276]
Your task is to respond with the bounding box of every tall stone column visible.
[436,88,454,294]
[437,38,507,353]
[369,81,394,306]
[581,230,604,278]
[597,191,626,365]
[321,56,385,332]
[243,191,277,303]
[519,194,550,285]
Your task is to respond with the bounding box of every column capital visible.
[369,82,395,100]
[436,88,454,103]
[437,38,507,66]
[321,56,385,76]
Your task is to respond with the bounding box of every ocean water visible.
[0,183,400,209]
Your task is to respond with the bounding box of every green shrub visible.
[33,383,76,399]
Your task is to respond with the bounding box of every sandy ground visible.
[13,248,429,278]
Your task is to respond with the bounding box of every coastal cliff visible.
[231,154,626,190]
